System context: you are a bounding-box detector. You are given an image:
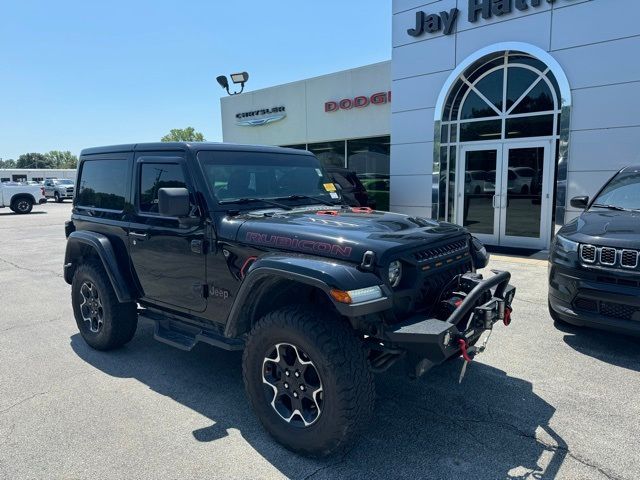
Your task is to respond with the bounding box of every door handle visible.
[129,231,148,240]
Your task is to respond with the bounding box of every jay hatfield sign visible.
[408,0,571,37]
[235,106,286,126]
[325,91,391,112]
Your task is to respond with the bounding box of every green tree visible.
[45,150,78,169]
[16,153,53,169]
[0,159,16,168]
[161,127,206,142]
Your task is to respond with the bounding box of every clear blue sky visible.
[0,0,391,160]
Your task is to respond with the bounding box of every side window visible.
[139,163,188,213]
[77,159,127,210]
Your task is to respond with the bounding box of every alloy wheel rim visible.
[17,201,29,212]
[79,281,104,333]
[262,342,323,428]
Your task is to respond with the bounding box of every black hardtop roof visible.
[80,142,313,157]
[621,165,640,172]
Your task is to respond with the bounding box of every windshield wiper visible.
[592,203,628,211]
[218,197,292,210]
[274,194,337,206]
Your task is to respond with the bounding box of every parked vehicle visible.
[0,182,47,214]
[464,170,486,194]
[549,165,640,336]
[64,142,516,456]
[44,178,75,202]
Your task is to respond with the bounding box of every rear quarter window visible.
[77,159,127,210]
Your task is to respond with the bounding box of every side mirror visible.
[158,188,190,217]
[570,195,589,209]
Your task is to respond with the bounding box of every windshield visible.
[197,150,338,206]
[58,179,74,185]
[591,169,640,211]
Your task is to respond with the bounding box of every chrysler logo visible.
[235,106,286,126]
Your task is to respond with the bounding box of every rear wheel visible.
[243,305,374,457]
[12,197,33,214]
[71,261,137,350]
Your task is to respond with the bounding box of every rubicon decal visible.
[245,232,352,257]
[325,92,391,112]
[235,106,286,126]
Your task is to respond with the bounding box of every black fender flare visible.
[224,254,392,338]
[63,231,134,303]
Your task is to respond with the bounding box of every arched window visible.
[436,51,563,224]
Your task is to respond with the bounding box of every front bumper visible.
[549,263,640,336]
[381,271,515,376]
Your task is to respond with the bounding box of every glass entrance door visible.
[499,142,551,249]
[457,141,552,249]
[457,144,502,246]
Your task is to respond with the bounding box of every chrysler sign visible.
[235,106,286,126]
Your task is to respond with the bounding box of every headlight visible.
[388,260,402,287]
[555,234,578,253]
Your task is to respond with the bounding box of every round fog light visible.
[388,260,402,288]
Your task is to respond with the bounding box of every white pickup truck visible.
[0,183,47,214]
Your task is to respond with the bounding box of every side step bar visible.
[139,312,244,352]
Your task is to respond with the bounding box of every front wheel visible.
[54,192,62,203]
[71,261,137,350]
[12,198,33,214]
[243,305,374,457]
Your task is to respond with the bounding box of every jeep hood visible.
[219,207,467,264]
[559,209,640,248]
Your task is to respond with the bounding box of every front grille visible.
[580,244,640,270]
[66,188,74,193]
[574,297,597,312]
[599,301,640,321]
[580,245,596,263]
[621,250,639,268]
[600,247,617,265]
[414,239,468,262]
[574,296,640,322]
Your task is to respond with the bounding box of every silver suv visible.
[44,178,75,202]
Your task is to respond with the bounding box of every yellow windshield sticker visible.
[323,183,337,192]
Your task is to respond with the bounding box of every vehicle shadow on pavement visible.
[0,211,47,216]
[556,321,640,372]
[70,323,567,479]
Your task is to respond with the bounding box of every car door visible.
[43,180,53,197]
[128,154,207,312]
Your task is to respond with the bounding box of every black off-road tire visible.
[243,305,375,457]
[11,197,33,214]
[71,261,137,350]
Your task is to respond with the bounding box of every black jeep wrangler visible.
[64,142,516,456]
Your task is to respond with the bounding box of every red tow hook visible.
[503,305,513,326]
[458,339,473,362]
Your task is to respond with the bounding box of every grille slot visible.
[580,245,596,263]
[600,247,617,265]
[599,301,640,321]
[621,250,639,269]
[414,239,468,262]
[574,297,597,312]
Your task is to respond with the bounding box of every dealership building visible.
[222,0,640,250]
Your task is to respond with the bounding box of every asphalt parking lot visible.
[1,202,639,480]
